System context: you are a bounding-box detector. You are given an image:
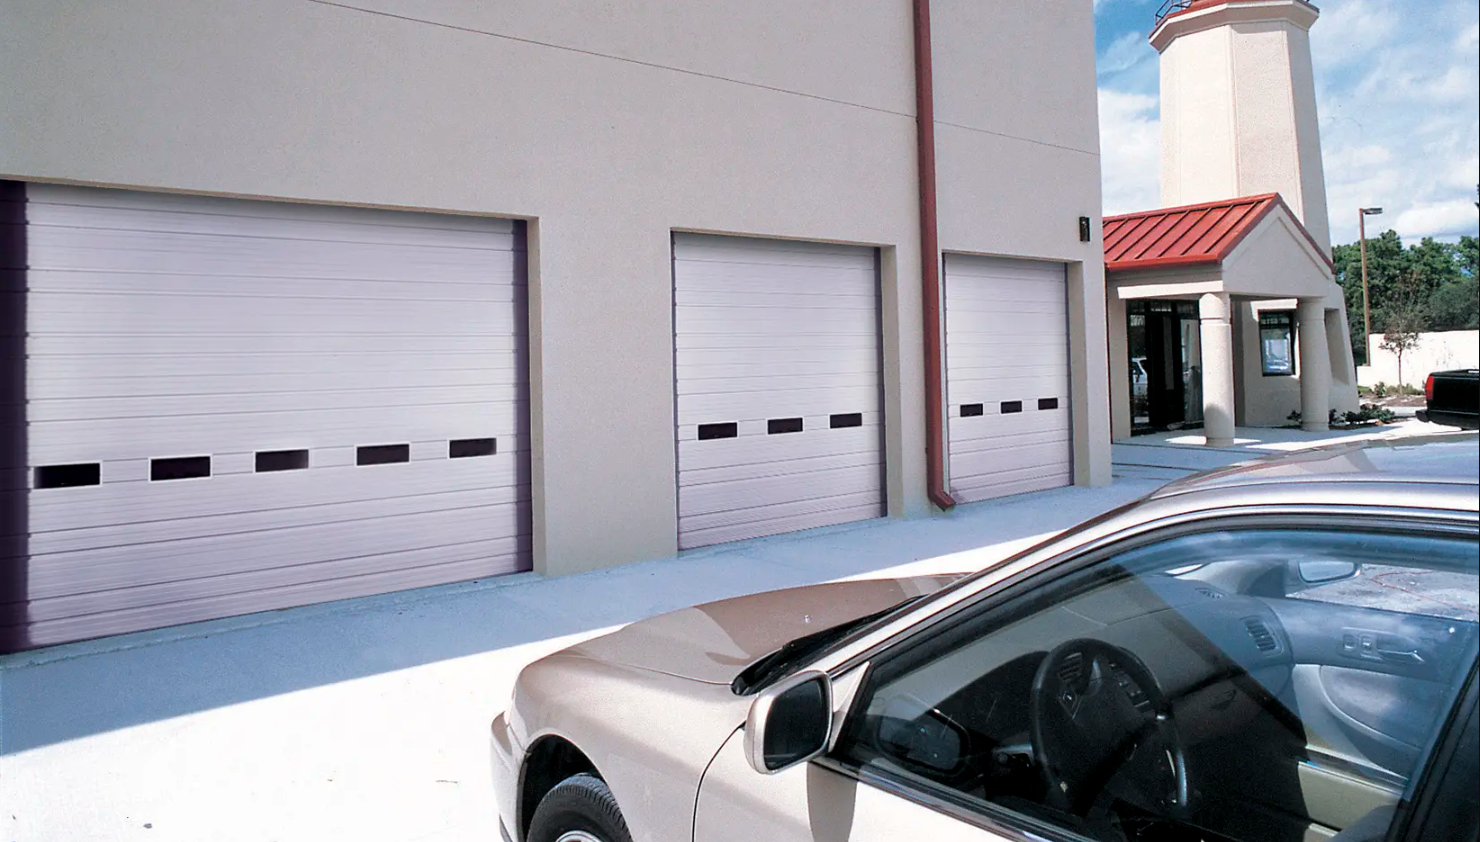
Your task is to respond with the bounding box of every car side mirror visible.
[744,670,833,775]
[1296,560,1360,585]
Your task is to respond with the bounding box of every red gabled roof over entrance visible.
[1103,193,1331,273]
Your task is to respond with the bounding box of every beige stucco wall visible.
[1220,212,1336,300]
[1234,301,1301,427]
[1236,299,1358,426]
[1159,25,1240,208]
[0,0,1108,576]
[1359,331,1480,389]
[1220,215,1360,419]
[1156,1,1331,253]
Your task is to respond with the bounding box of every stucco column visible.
[1199,293,1237,447]
[1298,297,1332,431]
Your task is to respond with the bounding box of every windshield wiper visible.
[731,595,926,695]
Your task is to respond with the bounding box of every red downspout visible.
[913,0,956,511]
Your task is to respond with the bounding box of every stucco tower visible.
[1153,0,1331,254]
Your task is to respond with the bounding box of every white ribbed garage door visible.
[944,254,1072,503]
[12,183,529,649]
[673,234,884,549]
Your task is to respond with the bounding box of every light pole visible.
[1358,207,1382,363]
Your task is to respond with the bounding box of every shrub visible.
[1342,404,1396,424]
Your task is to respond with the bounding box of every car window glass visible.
[1289,561,1479,623]
[832,527,1479,842]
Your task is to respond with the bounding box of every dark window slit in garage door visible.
[698,423,738,441]
[449,438,496,458]
[1001,401,1023,414]
[357,444,410,465]
[768,418,804,434]
[830,413,863,429]
[1038,398,1059,410]
[256,449,309,473]
[35,463,101,489]
[960,403,984,417]
[151,456,211,481]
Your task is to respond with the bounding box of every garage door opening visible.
[5,183,530,651]
[672,234,885,549]
[944,254,1072,504]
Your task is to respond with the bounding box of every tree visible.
[1333,230,1479,359]
[1460,235,1478,278]
[1422,234,1477,331]
[1428,275,1479,331]
[1378,270,1430,387]
[1407,238,1458,296]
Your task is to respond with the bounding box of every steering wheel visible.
[1029,638,1190,825]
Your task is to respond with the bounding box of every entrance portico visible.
[1105,194,1357,446]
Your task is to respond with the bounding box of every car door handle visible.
[1377,646,1424,665]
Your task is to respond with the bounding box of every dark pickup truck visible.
[1418,368,1480,429]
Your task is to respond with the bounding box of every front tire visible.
[526,773,633,842]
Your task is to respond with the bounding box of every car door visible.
[1261,552,1477,814]
[693,715,1014,841]
[1173,523,1480,834]
[695,514,1478,842]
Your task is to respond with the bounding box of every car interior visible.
[837,528,1480,842]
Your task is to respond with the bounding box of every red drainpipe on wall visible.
[913,0,956,511]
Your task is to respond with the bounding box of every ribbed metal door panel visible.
[673,234,884,549]
[8,184,529,650]
[944,254,1072,503]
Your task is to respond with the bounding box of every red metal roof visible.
[1103,193,1331,273]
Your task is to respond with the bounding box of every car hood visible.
[566,575,963,685]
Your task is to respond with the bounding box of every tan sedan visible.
[491,441,1480,842]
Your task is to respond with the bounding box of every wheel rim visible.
[556,833,605,842]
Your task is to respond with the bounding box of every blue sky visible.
[1094,0,1480,245]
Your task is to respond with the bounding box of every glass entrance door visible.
[1127,300,1201,433]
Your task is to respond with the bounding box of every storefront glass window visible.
[1260,311,1295,376]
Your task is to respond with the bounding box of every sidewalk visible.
[0,477,1162,842]
[1112,417,1477,481]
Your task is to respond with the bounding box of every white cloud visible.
[1309,0,1397,73]
[1313,0,1479,243]
[1393,200,1480,240]
[1097,31,1153,78]
[1460,21,1480,51]
[1098,88,1161,215]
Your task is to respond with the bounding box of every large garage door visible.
[7,183,529,650]
[673,234,884,549]
[944,254,1072,503]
